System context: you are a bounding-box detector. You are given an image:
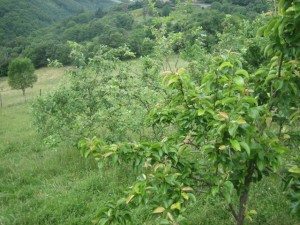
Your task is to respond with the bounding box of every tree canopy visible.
[8,57,37,96]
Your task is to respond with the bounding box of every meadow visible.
[0,66,298,225]
[0,68,134,224]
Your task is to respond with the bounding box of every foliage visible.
[80,52,291,225]
[0,0,273,76]
[215,15,269,71]
[1,68,297,225]
[257,0,300,216]
[78,1,299,225]
[11,0,297,224]
[33,42,163,147]
[8,57,37,96]
[47,59,63,68]
[0,0,114,46]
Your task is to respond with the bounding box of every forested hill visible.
[0,0,269,77]
[0,0,114,45]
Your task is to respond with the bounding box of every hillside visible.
[1,0,299,224]
[0,0,114,45]
[0,0,271,77]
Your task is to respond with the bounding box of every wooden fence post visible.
[0,92,2,108]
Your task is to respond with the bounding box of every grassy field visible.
[0,67,68,107]
[0,66,299,225]
[0,67,135,224]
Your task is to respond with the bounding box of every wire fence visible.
[0,88,43,108]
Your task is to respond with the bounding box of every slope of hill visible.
[0,0,270,77]
[0,0,114,45]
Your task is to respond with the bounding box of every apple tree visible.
[8,57,37,96]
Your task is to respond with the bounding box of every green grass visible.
[185,176,299,225]
[0,67,67,107]
[0,66,299,225]
[0,67,138,224]
[0,103,133,224]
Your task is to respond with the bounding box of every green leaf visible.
[233,76,244,86]
[265,73,277,82]
[254,69,266,76]
[167,76,179,86]
[84,149,91,158]
[187,193,197,202]
[135,157,141,167]
[223,192,231,203]
[235,69,249,79]
[202,145,215,152]
[242,97,258,106]
[197,108,205,116]
[273,80,284,91]
[288,167,300,174]
[221,97,237,105]
[249,108,259,119]
[181,192,189,200]
[240,141,250,156]
[230,139,241,151]
[249,209,257,215]
[273,145,289,153]
[217,124,227,134]
[218,61,233,70]
[103,152,114,158]
[134,183,141,194]
[237,119,247,125]
[224,181,234,194]
[257,25,266,36]
[257,159,265,171]
[229,122,239,137]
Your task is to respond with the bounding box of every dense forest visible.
[0,0,115,43]
[0,0,268,76]
[0,0,115,75]
[0,0,299,224]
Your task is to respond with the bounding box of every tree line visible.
[0,0,270,77]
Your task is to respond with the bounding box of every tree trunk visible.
[22,89,27,102]
[236,161,255,225]
[237,190,249,225]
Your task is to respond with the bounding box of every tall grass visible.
[0,103,134,224]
